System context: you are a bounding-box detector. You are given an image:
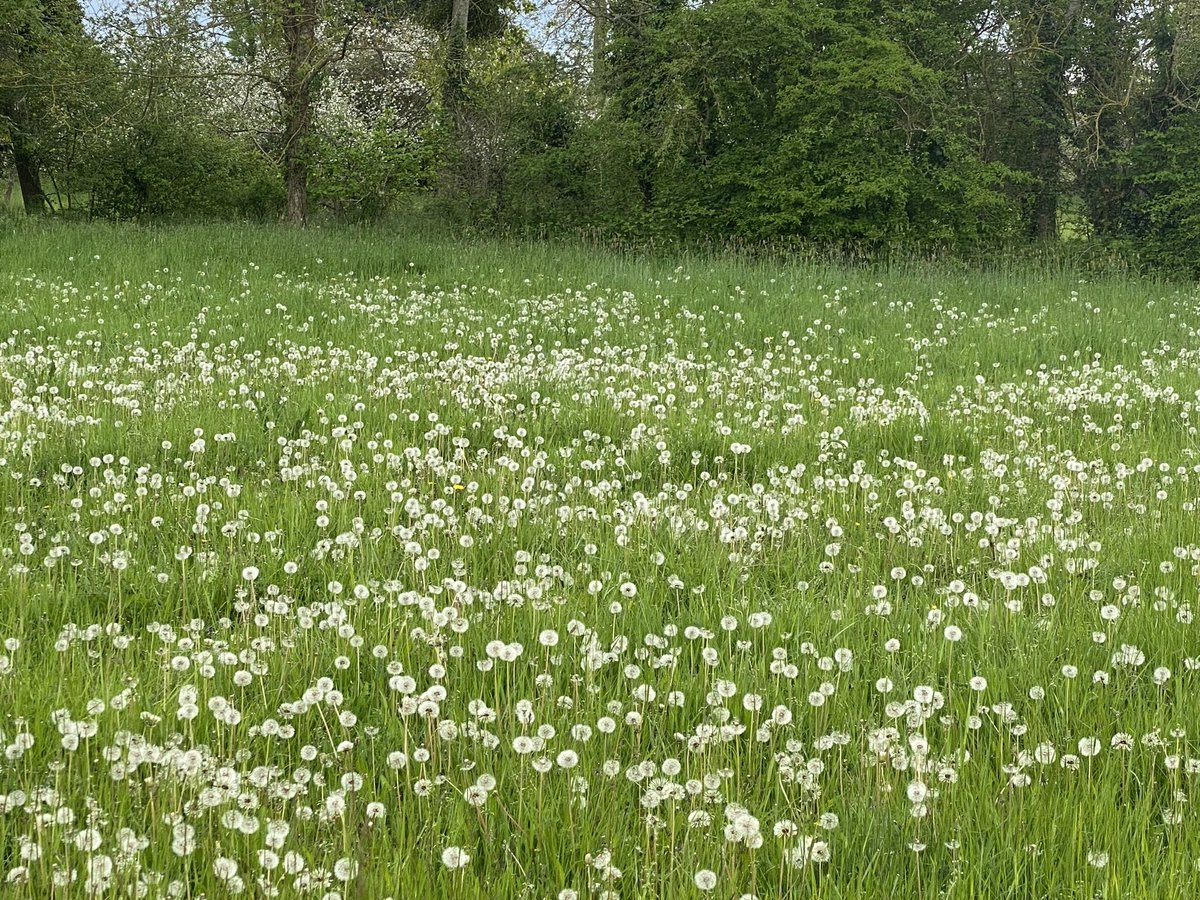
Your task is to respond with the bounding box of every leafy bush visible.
[605,0,1024,248]
[1117,113,1200,276]
[85,122,282,221]
[309,116,432,221]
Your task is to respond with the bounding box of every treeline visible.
[2,0,1199,272]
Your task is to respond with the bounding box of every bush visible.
[1118,113,1200,276]
[308,116,432,221]
[85,122,282,221]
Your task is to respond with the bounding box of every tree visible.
[216,0,396,224]
[1101,1,1200,272]
[599,0,1021,244]
[0,0,95,213]
[307,21,435,218]
[589,0,606,89]
[978,0,1084,240]
[278,0,321,222]
[405,0,505,141]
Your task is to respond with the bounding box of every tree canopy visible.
[3,0,1199,273]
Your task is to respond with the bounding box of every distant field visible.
[1,222,1199,898]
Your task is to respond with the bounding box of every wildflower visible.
[557,750,580,769]
[694,869,717,891]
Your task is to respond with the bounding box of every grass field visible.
[1,221,1199,898]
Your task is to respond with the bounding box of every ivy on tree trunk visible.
[281,0,318,225]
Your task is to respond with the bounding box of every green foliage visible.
[309,115,432,220]
[84,122,283,221]
[433,35,583,225]
[1,0,111,211]
[404,0,505,38]
[5,0,1199,266]
[1117,112,1200,276]
[602,0,1023,247]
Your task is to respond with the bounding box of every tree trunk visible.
[283,91,311,225]
[592,0,607,91]
[444,0,470,119]
[1022,1,1080,241]
[281,0,318,225]
[1031,135,1059,239]
[1030,73,1062,240]
[12,141,47,215]
[450,0,469,39]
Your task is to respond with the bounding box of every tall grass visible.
[0,221,1197,898]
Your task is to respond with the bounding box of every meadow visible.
[1,222,1199,898]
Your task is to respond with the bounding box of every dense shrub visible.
[603,0,1025,247]
[1117,113,1200,276]
[85,123,282,221]
[308,117,432,221]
